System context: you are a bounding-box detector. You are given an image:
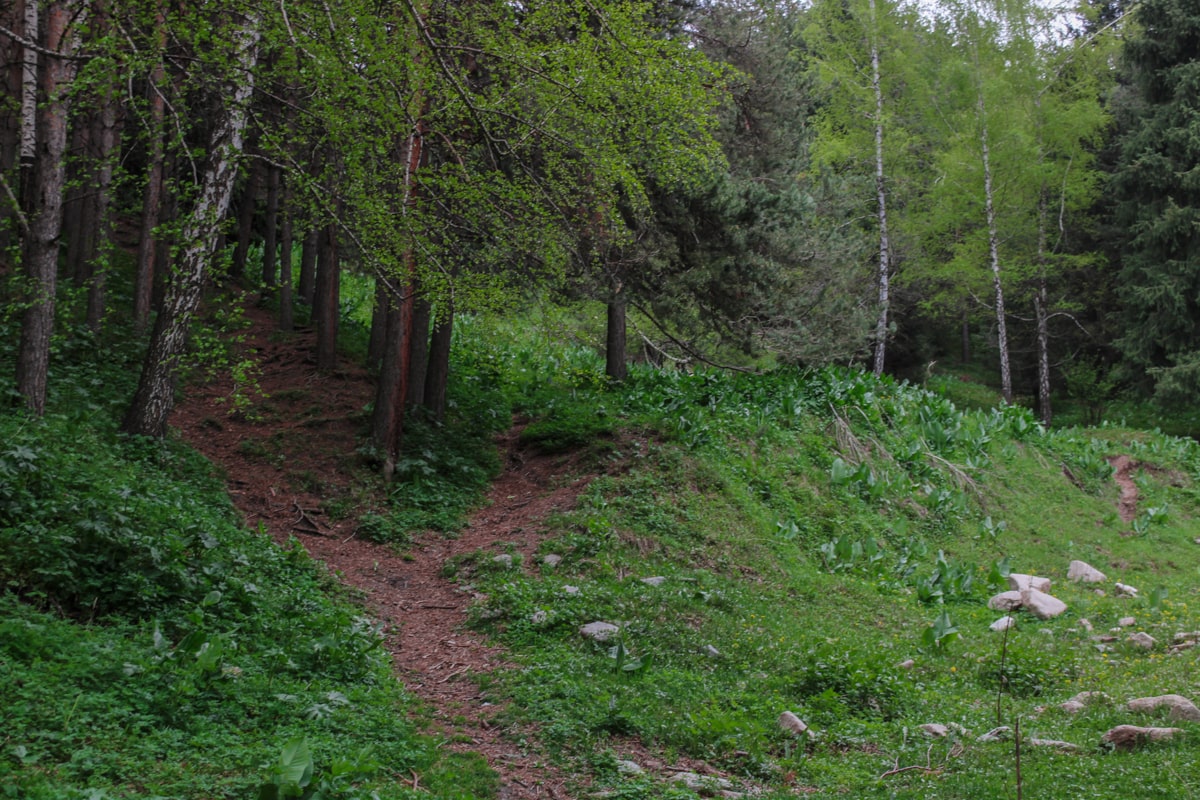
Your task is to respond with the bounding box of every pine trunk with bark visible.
[298,227,317,305]
[86,76,121,333]
[371,287,414,480]
[605,292,628,382]
[261,162,278,292]
[424,310,452,421]
[122,14,261,436]
[231,155,261,280]
[134,3,166,331]
[278,180,294,331]
[407,295,431,408]
[313,222,340,370]
[16,1,80,415]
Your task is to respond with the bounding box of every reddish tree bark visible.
[298,227,317,305]
[261,162,278,291]
[313,222,340,370]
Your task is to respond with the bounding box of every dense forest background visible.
[1,0,1198,442]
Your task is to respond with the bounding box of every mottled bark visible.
[135,17,166,331]
[367,277,388,370]
[86,77,121,332]
[1035,192,1051,425]
[123,14,261,437]
[979,94,1012,404]
[17,0,37,198]
[0,1,22,252]
[16,1,80,415]
[278,180,294,331]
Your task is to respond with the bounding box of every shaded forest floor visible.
[170,304,594,798]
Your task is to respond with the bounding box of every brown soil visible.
[169,303,591,798]
[1107,455,1140,523]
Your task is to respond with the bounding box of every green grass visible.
[443,312,1200,799]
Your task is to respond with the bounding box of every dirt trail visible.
[171,305,589,799]
[1107,455,1139,523]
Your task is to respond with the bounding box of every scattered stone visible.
[1021,588,1068,619]
[1068,560,1107,583]
[670,772,734,794]
[1119,616,1136,627]
[1039,628,1056,636]
[616,760,644,776]
[703,645,722,659]
[988,591,1024,611]
[580,622,620,642]
[541,554,563,568]
[978,726,1012,742]
[897,659,915,670]
[1095,635,1118,643]
[1078,618,1094,632]
[1128,632,1157,650]
[1061,700,1086,714]
[1174,631,1200,643]
[1028,738,1082,752]
[1103,725,1185,751]
[920,723,949,738]
[492,554,514,568]
[1094,589,1107,597]
[1116,582,1140,598]
[1127,694,1200,722]
[530,610,548,625]
[778,711,813,738]
[563,585,581,595]
[1061,691,1109,713]
[1008,573,1052,593]
[990,616,1017,632]
[1169,642,1197,655]
[640,576,667,587]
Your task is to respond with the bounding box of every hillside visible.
[5,302,1200,799]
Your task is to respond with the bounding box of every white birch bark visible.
[869,0,891,377]
[123,14,262,436]
[978,91,1013,404]
[18,0,37,170]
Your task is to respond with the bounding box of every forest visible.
[5,0,1200,798]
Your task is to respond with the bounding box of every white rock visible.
[1119,616,1136,627]
[1103,725,1185,751]
[671,772,733,792]
[492,554,513,567]
[1116,582,1139,598]
[616,760,643,775]
[579,622,620,641]
[1079,618,1094,632]
[1068,560,1106,583]
[1028,738,1081,752]
[1126,694,1200,722]
[778,711,812,738]
[1008,573,1052,593]
[640,576,667,586]
[920,723,949,738]
[978,726,1012,742]
[530,610,548,625]
[1060,700,1086,714]
[563,585,581,595]
[988,591,1024,611]
[990,616,1017,632]
[1128,632,1157,649]
[897,659,915,670]
[1021,587,1068,620]
[703,645,722,658]
[541,554,562,567]
[1174,631,1200,643]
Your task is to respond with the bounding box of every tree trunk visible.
[260,162,278,292]
[1035,191,1051,425]
[314,222,340,370]
[978,94,1012,404]
[278,179,294,331]
[298,226,317,305]
[367,276,388,370]
[64,117,92,286]
[231,154,261,281]
[0,0,22,254]
[123,14,261,436]
[134,13,167,331]
[869,0,892,378]
[605,292,628,382]
[15,1,80,415]
[371,287,414,480]
[407,295,431,408]
[86,77,121,333]
[424,308,453,421]
[17,0,37,205]
[960,304,971,364]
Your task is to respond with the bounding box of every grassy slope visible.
[0,311,488,799]
[457,316,1200,799]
